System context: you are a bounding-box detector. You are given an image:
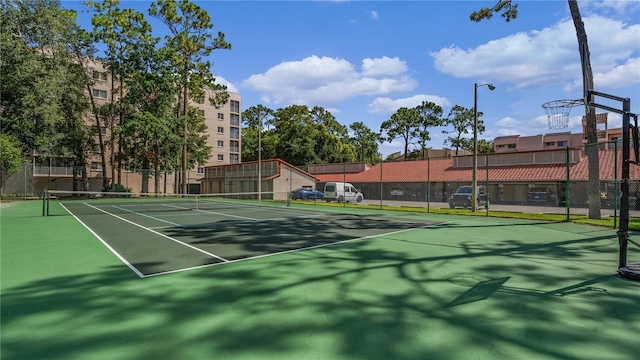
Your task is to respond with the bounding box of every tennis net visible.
[44,190,290,216]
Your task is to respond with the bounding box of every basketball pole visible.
[586,90,639,280]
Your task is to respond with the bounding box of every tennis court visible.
[2,199,639,359]
[47,192,446,277]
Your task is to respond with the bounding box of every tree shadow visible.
[3,218,640,359]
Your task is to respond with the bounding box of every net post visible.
[42,191,46,216]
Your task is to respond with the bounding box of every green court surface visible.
[2,200,639,359]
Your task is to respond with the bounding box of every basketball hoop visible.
[542,99,584,130]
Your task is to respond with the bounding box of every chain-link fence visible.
[6,141,638,222]
[292,140,636,220]
[1,164,204,198]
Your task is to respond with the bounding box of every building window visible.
[217,154,224,162]
[230,100,240,113]
[507,144,516,149]
[217,140,224,148]
[230,140,239,153]
[92,71,107,81]
[230,114,240,126]
[545,142,555,146]
[92,89,107,99]
[90,162,102,170]
[557,140,568,147]
[197,167,204,174]
[217,126,224,134]
[230,154,239,164]
[92,144,100,154]
[497,144,505,148]
[230,127,239,139]
[218,113,224,120]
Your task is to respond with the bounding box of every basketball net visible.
[542,99,584,130]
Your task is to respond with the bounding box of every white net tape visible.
[542,99,583,130]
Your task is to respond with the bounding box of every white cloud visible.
[242,55,417,107]
[214,75,239,94]
[430,15,640,91]
[368,95,451,114]
[584,0,640,15]
[361,56,407,76]
[370,11,379,20]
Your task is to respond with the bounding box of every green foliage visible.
[349,122,382,163]
[241,105,275,162]
[477,139,494,154]
[1,0,98,191]
[470,0,518,22]
[443,105,484,155]
[241,104,362,166]
[412,101,444,159]
[381,107,421,157]
[149,0,231,193]
[0,134,25,187]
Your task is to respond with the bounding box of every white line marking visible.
[112,205,184,227]
[144,221,448,278]
[60,203,145,278]
[82,202,229,263]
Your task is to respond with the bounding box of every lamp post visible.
[472,82,495,212]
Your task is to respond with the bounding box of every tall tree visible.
[87,0,152,189]
[380,107,421,158]
[470,0,601,218]
[150,0,231,194]
[443,105,483,155]
[119,34,181,193]
[349,122,381,163]
[1,0,96,191]
[273,105,317,165]
[413,101,444,159]
[241,105,275,162]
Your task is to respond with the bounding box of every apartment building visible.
[26,59,241,195]
[494,113,621,153]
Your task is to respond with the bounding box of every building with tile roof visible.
[313,148,640,207]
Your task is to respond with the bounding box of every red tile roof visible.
[316,149,640,183]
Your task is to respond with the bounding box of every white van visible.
[323,182,364,203]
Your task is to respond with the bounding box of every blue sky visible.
[66,0,640,157]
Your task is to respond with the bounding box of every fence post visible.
[379,157,383,210]
[427,158,430,212]
[614,140,618,228]
[565,146,570,222]
[343,162,346,208]
[485,154,489,216]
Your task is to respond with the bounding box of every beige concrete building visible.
[24,59,241,195]
[494,113,621,153]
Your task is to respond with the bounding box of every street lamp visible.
[472,82,495,212]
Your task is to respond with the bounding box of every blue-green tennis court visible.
[48,194,447,277]
[2,199,639,359]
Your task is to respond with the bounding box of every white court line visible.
[60,203,145,278]
[144,220,451,278]
[112,205,184,227]
[82,202,229,264]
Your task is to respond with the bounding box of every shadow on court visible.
[2,201,639,359]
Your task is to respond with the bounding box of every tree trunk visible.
[569,0,601,219]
